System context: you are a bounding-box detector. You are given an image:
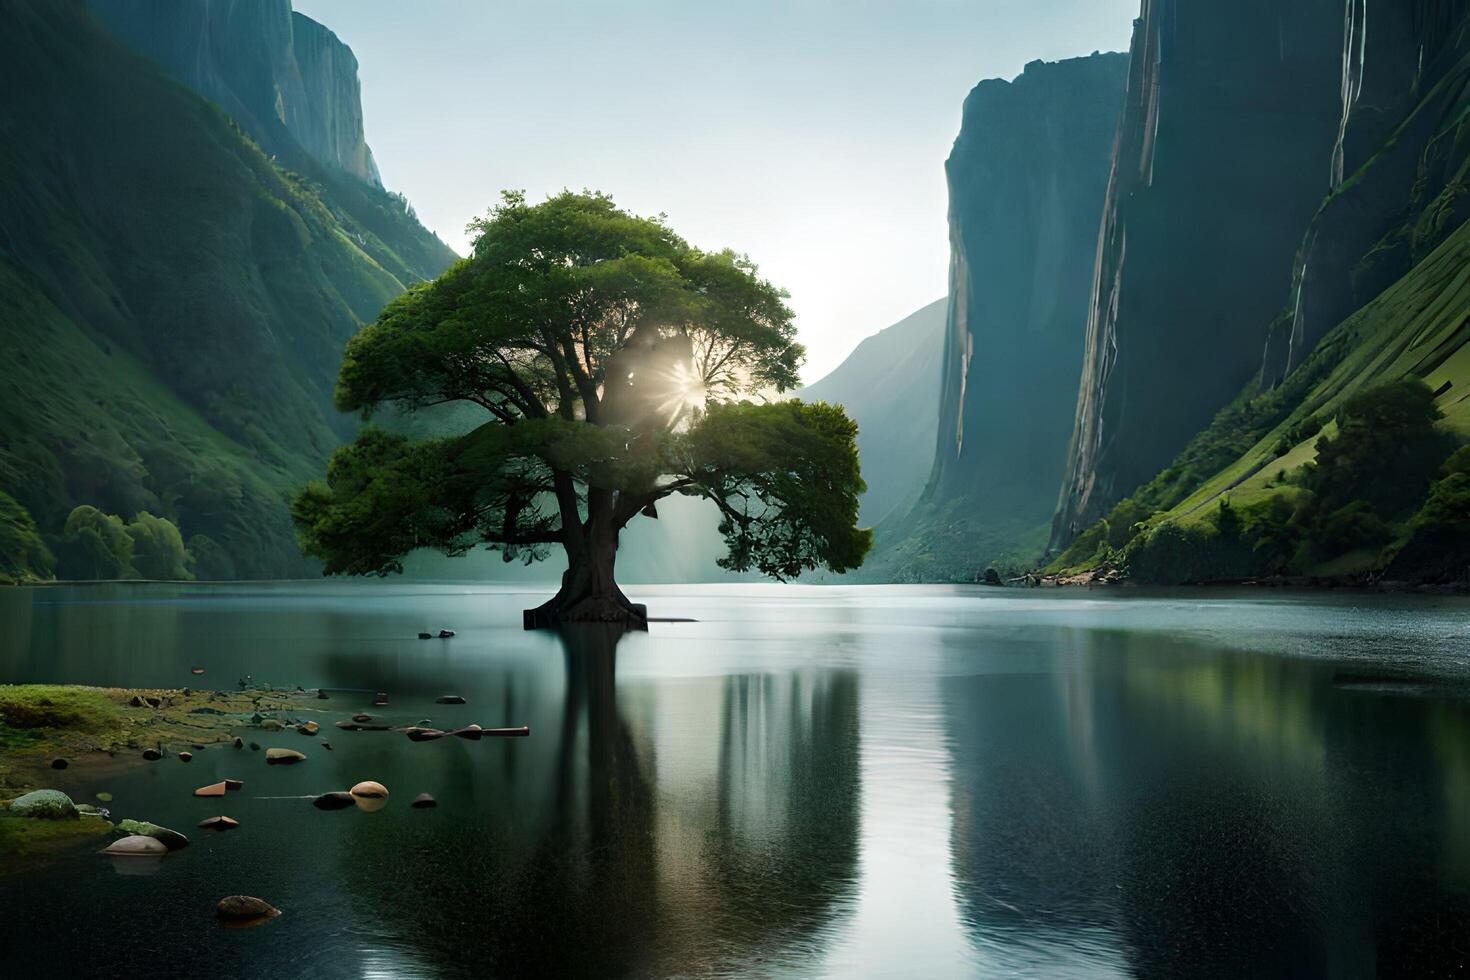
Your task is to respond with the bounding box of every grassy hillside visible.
[1051,217,1470,584]
[0,1,447,578]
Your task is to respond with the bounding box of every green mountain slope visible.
[1051,217,1470,583]
[0,0,442,579]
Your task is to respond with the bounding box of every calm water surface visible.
[3,582,1470,978]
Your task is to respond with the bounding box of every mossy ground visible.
[0,684,314,797]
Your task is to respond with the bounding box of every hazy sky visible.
[294,0,1137,382]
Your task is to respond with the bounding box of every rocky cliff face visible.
[863,54,1126,581]
[289,12,381,185]
[1262,2,1470,383]
[1050,0,1343,551]
[930,53,1127,511]
[88,0,380,185]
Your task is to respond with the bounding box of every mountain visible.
[0,0,452,581]
[800,299,946,526]
[1049,4,1470,586]
[87,0,455,287]
[1050,0,1344,552]
[864,53,1127,581]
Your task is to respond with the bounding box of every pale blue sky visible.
[294,0,1137,381]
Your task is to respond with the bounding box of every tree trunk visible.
[524,531,647,631]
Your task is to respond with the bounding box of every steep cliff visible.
[87,0,453,285]
[1049,6,1470,587]
[1262,3,1470,382]
[800,299,946,526]
[0,0,439,576]
[868,54,1127,580]
[1050,0,1343,552]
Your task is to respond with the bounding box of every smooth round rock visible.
[410,793,437,809]
[438,629,455,638]
[141,748,162,761]
[216,896,280,920]
[297,721,320,736]
[190,667,205,675]
[103,835,167,856]
[8,789,75,819]
[417,632,433,640]
[435,695,466,705]
[50,758,68,770]
[265,748,306,765]
[350,781,388,799]
[198,815,239,831]
[178,751,193,762]
[313,791,355,811]
[224,778,244,791]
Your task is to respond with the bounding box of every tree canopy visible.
[294,191,871,626]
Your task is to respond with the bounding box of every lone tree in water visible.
[293,191,871,628]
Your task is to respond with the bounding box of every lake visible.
[2,582,1470,977]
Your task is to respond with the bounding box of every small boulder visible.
[410,793,437,809]
[216,896,280,920]
[316,689,329,700]
[233,737,244,749]
[438,629,456,638]
[142,748,162,761]
[297,721,320,736]
[191,667,205,675]
[313,791,355,811]
[194,781,228,797]
[224,778,244,792]
[417,632,433,640]
[265,748,306,765]
[372,693,389,707]
[198,815,239,831]
[320,741,333,751]
[9,789,75,819]
[350,781,388,799]
[435,695,466,705]
[145,696,161,708]
[118,820,188,851]
[103,835,167,856]
[178,751,193,762]
[153,828,190,850]
[50,758,68,770]
[352,713,373,723]
[249,742,261,751]
[129,695,146,707]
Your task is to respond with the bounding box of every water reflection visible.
[944,629,1470,977]
[4,585,1470,976]
[335,625,860,978]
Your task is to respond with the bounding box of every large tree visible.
[293,191,871,628]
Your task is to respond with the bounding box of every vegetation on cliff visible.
[0,1,452,581]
